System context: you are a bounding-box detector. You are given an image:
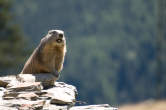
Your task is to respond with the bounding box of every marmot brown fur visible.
[20,30,66,77]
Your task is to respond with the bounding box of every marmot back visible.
[20,30,67,77]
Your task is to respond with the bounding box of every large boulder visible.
[0,74,117,110]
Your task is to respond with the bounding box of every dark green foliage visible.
[0,0,27,74]
[155,0,166,99]
[8,0,166,105]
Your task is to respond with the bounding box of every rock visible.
[7,82,42,92]
[0,75,17,87]
[3,91,19,100]
[17,92,39,100]
[1,81,78,109]
[38,82,77,105]
[1,99,45,110]
[0,75,118,110]
[17,100,45,110]
[0,87,5,98]
[0,80,8,88]
[3,82,42,100]
[43,104,69,110]
[17,74,58,88]
[0,87,5,104]
[70,104,118,110]
[0,105,17,110]
[48,82,77,105]
[50,98,73,105]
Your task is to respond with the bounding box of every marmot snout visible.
[20,30,67,78]
[45,30,65,45]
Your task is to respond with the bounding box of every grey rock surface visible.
[17,73,58,88]
[0,75,16,87]
[70,104,118,110]
[0,74,117,110]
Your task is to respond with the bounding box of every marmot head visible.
[42,30,66,47]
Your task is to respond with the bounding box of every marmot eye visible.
[59,34,63,38]
[49,31,57,35]
[51,31,57,35]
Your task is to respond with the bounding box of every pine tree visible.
[0,0,26,74]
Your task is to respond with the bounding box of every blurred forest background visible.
[0,0,166,106]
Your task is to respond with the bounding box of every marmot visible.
[20,30,66,78]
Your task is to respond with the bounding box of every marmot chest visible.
[41,47,64,71]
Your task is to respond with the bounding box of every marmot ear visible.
[40,37,47,43]
[48,30,51,34]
